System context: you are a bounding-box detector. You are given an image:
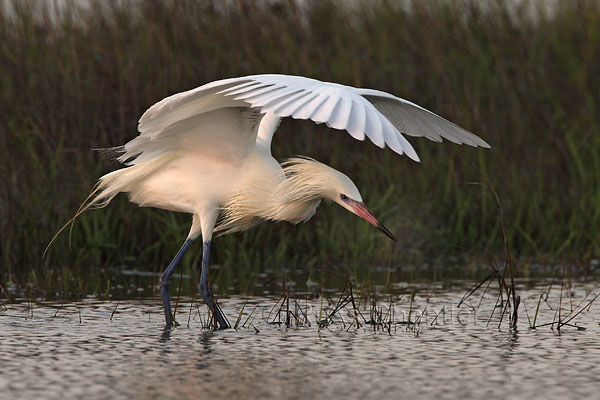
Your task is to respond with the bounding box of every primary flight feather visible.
[55,74,490,329]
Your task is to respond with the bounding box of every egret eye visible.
[340,194,348,201]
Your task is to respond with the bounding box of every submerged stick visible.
[0,285,13,309]
[110,301,119,321]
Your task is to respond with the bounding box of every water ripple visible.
[1,283,598,400]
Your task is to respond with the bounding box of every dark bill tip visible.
[377,222,397,242]
[348,199,398,242]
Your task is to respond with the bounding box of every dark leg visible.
[160,239,194,327]
[200,241,230,329]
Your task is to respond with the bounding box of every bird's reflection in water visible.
[160,327,172,343]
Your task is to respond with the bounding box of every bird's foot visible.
[199,288,230,329]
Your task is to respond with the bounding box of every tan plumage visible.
[216,156,360,234]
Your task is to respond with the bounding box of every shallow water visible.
[1,280,599,400]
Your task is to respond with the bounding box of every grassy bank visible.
[1,0,599,292]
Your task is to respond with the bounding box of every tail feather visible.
[93,146,125,161]
[43,155,175,259]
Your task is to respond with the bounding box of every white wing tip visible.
[466,135,491,149]
[400,145,420,162]
[479,138,492,148]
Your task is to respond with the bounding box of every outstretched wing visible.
[123,74,489,164]
[356,88,489,148]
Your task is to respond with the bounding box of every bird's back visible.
[107,141,313,233]
[88,108,260,214]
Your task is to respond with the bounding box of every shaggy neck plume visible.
[215,157,335,234]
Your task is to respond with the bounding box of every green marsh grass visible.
[1,0,600,293]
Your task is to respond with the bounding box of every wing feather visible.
[276,91,319,117]
[364,103,385,148]
[251,87,304,108]
[358,89,490,148]
[264,90,312,115]
[291,93,329,120]
[224,82,272,97]
[218,81,262,94]
[327,97,352,130]
[311,96,339,124]
[233,85,281,100]
[346,101,366,140]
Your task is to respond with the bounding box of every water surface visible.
[1,280,598,400]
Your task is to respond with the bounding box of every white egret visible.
[58,74,490,329]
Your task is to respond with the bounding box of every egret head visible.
[328,173,397,242]
[283,157,397,241]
